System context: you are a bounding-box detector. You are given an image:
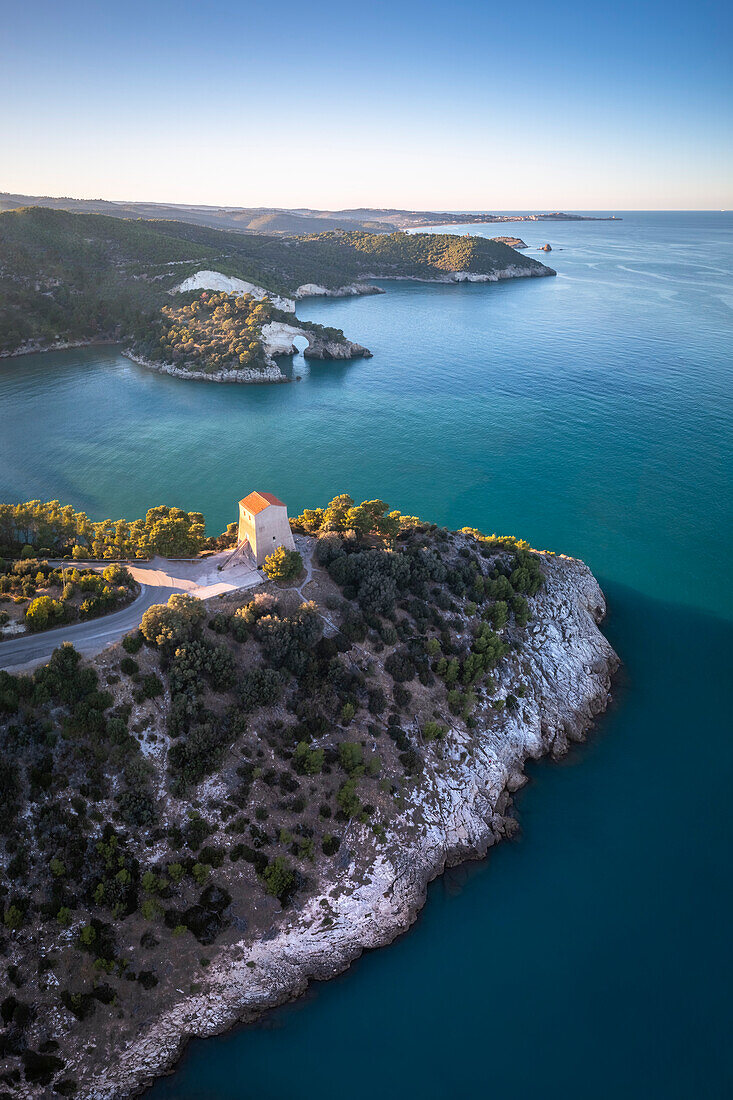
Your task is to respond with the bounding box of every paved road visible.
[0,550,263,673]
[0,583,177,671]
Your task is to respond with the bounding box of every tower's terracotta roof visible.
[239,491,286,515]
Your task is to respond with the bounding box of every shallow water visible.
[1,211,731,1098]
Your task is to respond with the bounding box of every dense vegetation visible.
[0,500,206,560]
[0,494,546,1094]
[296,229,545,279]
[0,559,136,634]
[0,207,551,357]
[133,291,274,374]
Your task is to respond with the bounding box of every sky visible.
[1,0,731,210]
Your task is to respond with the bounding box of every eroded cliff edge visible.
[77,551,617,1099]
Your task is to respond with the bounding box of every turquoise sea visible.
[1,212,731,1098]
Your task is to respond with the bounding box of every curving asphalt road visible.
[0,582,180,671]
[0,551,264,673]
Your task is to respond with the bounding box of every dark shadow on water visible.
[147,584,733,1100]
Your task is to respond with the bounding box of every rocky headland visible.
[0,506,618,1098]
[259,321,373,363]
[490,236,529,249]
[86,550,617,1098]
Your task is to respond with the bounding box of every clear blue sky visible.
[1,0,731,209]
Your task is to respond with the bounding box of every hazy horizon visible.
[2,0,731,211]
[2,190,729,214]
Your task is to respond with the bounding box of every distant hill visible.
[0,206,552,357]
[0,192,617,235]
[0,193,466,234]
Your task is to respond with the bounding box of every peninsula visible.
[0,208,555,381]
[0,492,618,1097]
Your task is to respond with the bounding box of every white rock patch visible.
[171,270,295,313]
[294,283,383,299]
[260,321,306,356]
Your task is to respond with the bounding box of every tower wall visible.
[238,501,295,567]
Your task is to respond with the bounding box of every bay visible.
[1,211,731,1098]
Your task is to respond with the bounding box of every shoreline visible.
[0,337,119,360]
[362,264,556,285]
[1,265,552,370]
[79,552,618,1099]
[121,349,288,385]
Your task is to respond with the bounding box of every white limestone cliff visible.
[171,270,296,313]
[294,283,384,300]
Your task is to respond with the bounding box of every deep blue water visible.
[1,211,731,1098]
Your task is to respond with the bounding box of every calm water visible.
[1,212,731,1098]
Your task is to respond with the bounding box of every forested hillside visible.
[0,208,552,356]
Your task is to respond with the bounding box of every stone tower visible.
[237,491,296,567]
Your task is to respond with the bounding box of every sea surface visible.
[1,212,731,1098]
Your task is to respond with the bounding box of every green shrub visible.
[263,546,303,582]
[122,631,143,654]
[292,741,324,775]
[422,721,446,741]
[141,673,164,699]
[260,856,295,904]
[336,778,360,817]
[239,667,282,711]
[486,575,514,601]
[169,639,236,695]
[447,689,474,716]
[338,742,363,774]
[511,594,530,627]
[384,649,416,682]
[255,602,322,675]
[141,593,205,648]
[322,834,341,856]
[192,862,211,886]
[168,720,232,789]
[509,550,544,596]
[25,595,66,632]
[393,683,411,709]
[102,563,133,585]
[117,786,157,827]
[487,600,509,630]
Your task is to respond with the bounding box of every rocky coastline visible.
[0,263,549,371]
[360,262,556,285]
[122,321,372,386]
[121,349,287,385]
[0,337,119,360]
[260,321,373,363]
[293,282,385,300]
[491,236,528,249]
[77,551,618,1099]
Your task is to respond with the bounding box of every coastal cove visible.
[1,212,732,1098]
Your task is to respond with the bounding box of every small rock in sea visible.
[540,243,553,251]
